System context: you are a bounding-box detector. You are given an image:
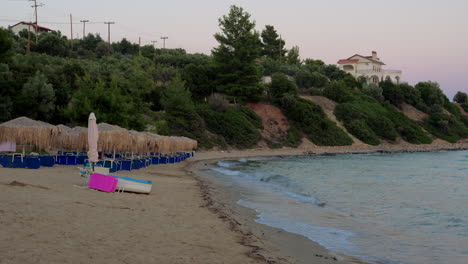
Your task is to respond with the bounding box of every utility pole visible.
[279,34,282,64]
[138,37,141,56]
[160,36,168,49]
[26,23,31,55]
[30,0,43,44]
[70,14,73,52]
[80,19,89,38]
[104,22,115,55]
[151,40,157,49]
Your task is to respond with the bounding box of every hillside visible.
[299,95,366,146]
[1,9,467,150]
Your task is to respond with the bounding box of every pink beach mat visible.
[88,173,118,192]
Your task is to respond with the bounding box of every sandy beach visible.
[1,141,467,264]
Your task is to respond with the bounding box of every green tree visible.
[181,63,215,100]
[34,31,68,57]
[323,81,354,103]
[269,72,298,99]
[140,45,156,60]
[362,82,384,103]
[295,70,328,89]
[95,41,111,57]
[212,5,263,101]
[381,80,404,105]
[0,28,14,62]
[286,46,301,65]
[18,71,56,120]
[64,74,145,129]
[260,25,286,61]
[161,74,194,113]
[112,38,138,55]
[415,81,446,108]
[453,91,468,103]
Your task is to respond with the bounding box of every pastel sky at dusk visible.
[2,0,467,98]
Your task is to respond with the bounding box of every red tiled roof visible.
[338,54,385,65]
[337,59,359,64]
[10,21,53,32]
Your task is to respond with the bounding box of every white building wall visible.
[338,61,401,84]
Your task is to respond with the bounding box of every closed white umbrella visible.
[87,113,99,169]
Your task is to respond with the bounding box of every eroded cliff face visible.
[246,102,290,147]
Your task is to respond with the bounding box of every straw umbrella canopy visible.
[53,125,88,151]
[0,116,59,151]
[141,132,160,154]
[97,123,133,153]
[129,130,152,155]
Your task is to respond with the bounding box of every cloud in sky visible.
[2,0,467,98]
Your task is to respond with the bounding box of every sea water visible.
[207,150,468,264]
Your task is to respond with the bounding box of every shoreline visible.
[185,142,468,264]
[191,160,369,264]
[1,142,467,263]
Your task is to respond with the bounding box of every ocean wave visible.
[256,213,356,252]
[282,190,326,207]
[211,167,241,176]
[217,161,236,168]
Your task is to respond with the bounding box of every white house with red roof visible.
[9,21,53,36]
[337,51,401,84]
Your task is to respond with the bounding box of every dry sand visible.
[1,142,468,264]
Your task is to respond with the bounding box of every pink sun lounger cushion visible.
[88,173,118,192]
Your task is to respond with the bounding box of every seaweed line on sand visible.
[193,172,284,264]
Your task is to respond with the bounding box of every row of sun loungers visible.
[0,151,195,170]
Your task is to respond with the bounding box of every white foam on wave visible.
[282,190,324,206]
[217,161,236,168]
[255,212,356,253]
[211,167,241,176]
[238,157,275,163]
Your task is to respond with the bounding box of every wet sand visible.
[1,141,467,264]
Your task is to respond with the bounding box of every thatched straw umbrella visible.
[97,123,133,153]
[141,132,161,154]
[0,117,59,151]
[54,126,88,151]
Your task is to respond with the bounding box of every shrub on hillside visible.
[323,81,354,103]
[238,105,264,129]
[415,81,447,108]
[199,107,261,149]
[283,98,353,146]
[381,80,404,106]
[453,91,468,103]
[345,119,380,145]
[335,99,432,145]
[283,126,303,147]
[295,70,328,89]
[383,104,432,144]
[461,102,468,112]
[208,93,229,112]
[269,72,298,99]
[362,83,384,103]
[423,113,468,143]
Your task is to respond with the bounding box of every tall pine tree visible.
[260,25,286,61]
[212,5,263,101]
